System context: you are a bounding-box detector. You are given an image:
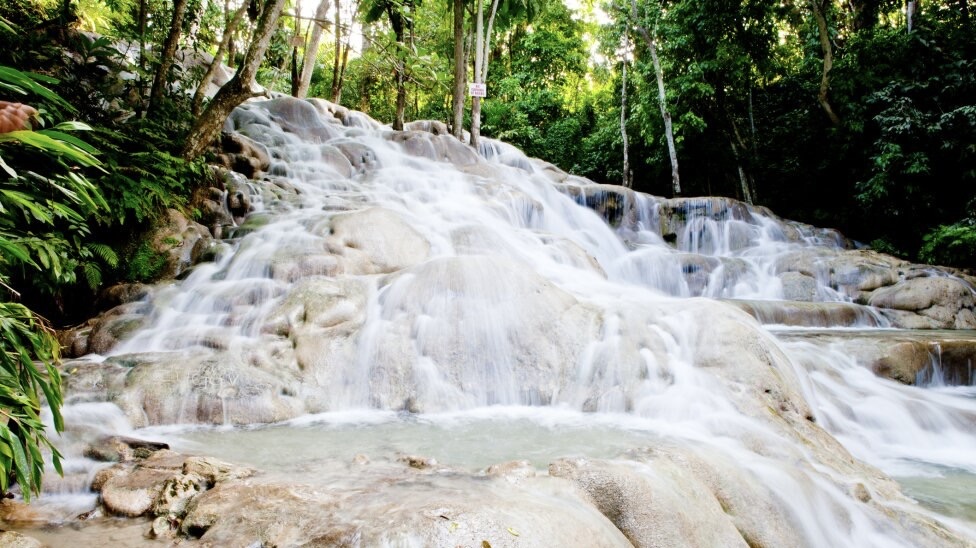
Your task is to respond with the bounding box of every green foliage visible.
[0,64,92,501]
[0,68,115,297]
[920,222,976,269]
[0,301,64,502]
[126,239,168,282]
[93,127,206,225]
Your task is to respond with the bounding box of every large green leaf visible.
[0,130,102,168]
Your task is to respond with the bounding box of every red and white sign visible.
[468,83,487,98]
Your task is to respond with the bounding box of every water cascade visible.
[5,97,976,547]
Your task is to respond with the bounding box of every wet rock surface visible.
[37,97,976,548]
[779,329,976,386]
[8,443,968,548]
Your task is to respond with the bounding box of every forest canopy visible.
[4,0,975,269]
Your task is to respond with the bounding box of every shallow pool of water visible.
[159,407,665,472]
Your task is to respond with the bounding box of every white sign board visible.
[468,83,487,98]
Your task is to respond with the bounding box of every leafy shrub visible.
[920,222,976,269]
[0,301,63,502]
[0,64,100,500]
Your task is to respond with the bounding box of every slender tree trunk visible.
[331,0,342,99]
[360,24,373,112]
[469,0,500,150]
[296,0,331,98]
[194,5,247,116]
[811,0,841,126]
[386,3,408,130]
[138,0,147,72]
[451,0,465,139]
[620,57,630,189]
[148,0,190,116]
[226,0,238,68]
[182,0,287,160]
[290,2,302,96]
[907,0,917,31]
[470,0,485,149]
[730,137,754,204]
[648,39,680,196]
[136,0,148,114]
[630,0,679,195]
[330,0,356,102]
[334,43,350,102]
[394,50,406,130]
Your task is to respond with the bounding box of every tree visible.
[619,41,630,188]
[451,0,465,139]
[810,0,841,126]
[296,0,332,98]
[192,3,248,116]
[147,0,191,116]
[182,0,288,160]
[364,0,420,129]
[468,0,499,148]
[330,0,359,102]
[468,0,540,149]
[627,0,679,195]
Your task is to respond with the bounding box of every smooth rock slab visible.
[180,469,631,547]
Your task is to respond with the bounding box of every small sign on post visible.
[468,83,487,98]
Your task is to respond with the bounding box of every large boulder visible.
[868,275,976,329]
[322,207,431,275]
[215,132,271,178]
[147,209,216,279]
[178,459,630,547]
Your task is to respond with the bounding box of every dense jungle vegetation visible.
[0,0,973,498]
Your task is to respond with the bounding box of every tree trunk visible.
[630,0,679,196]
[811,0,841,126]
[138,0,147,72]
[289,2,302,97]
[469,0,499,150]
[333,43,350,102]
[451,0,465,140]
[360,24,373,112]
[182,0,287,160]
[730,137,755,205]
[148,0,190,116]
[192,5,248,116]
[386,3,408,130]
[330,0,356,102]
[226,0,238,69]
[649,40,680,196]
[394,62,406,130]
[907,0,917,32]
[296,0,331,98]
[620,57,630,189]
[470,0,484,149]
[331,0,342,100]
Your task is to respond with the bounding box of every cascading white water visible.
[20,97,976,546]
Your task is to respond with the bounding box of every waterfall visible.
[21,97,976,547]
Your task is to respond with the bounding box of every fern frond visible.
[82,261,102,290]
[85,242,119,268]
